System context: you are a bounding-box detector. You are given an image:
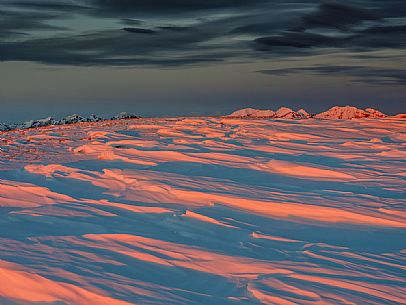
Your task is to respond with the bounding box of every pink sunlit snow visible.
[0,114,405,305]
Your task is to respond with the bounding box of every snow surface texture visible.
[0,116,405,305]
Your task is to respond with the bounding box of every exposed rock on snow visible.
[274,107,294,118]
[297,109,311,118]
[111,112,139,120]
[88,114,104,122]
[0,124,11,132]
[20,117,56,129]
[57,114,87,125]
[365,108,387,118]
[274,107,310,119]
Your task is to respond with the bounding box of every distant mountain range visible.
[227,106,406,120]
[1,106,405,133]
[0,112,139,132]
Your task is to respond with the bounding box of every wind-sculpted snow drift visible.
[0,115,405,305]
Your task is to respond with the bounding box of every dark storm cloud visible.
[255,32,340,49]
[254,27,406,52]
[158,26,191,32]
[252,1,406,53]
[0,9,67,38]
[120,18,144,26]
[2,1,88,11]
[0,0,259,66]
[0,0,405,71]
[258,65,406,85]
[0,24,237,66]
[360,24,406,34]
[229,1,381,35]
[350,24,406,49]
[88,0,269,13]
[4,0,271,18]
[122,27,157,34]
[299,2,380,30]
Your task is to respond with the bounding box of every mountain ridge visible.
[227,105,405,120]
[0,112,139,132]
[1,106,405,133]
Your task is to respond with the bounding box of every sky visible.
[0,0,405,122]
